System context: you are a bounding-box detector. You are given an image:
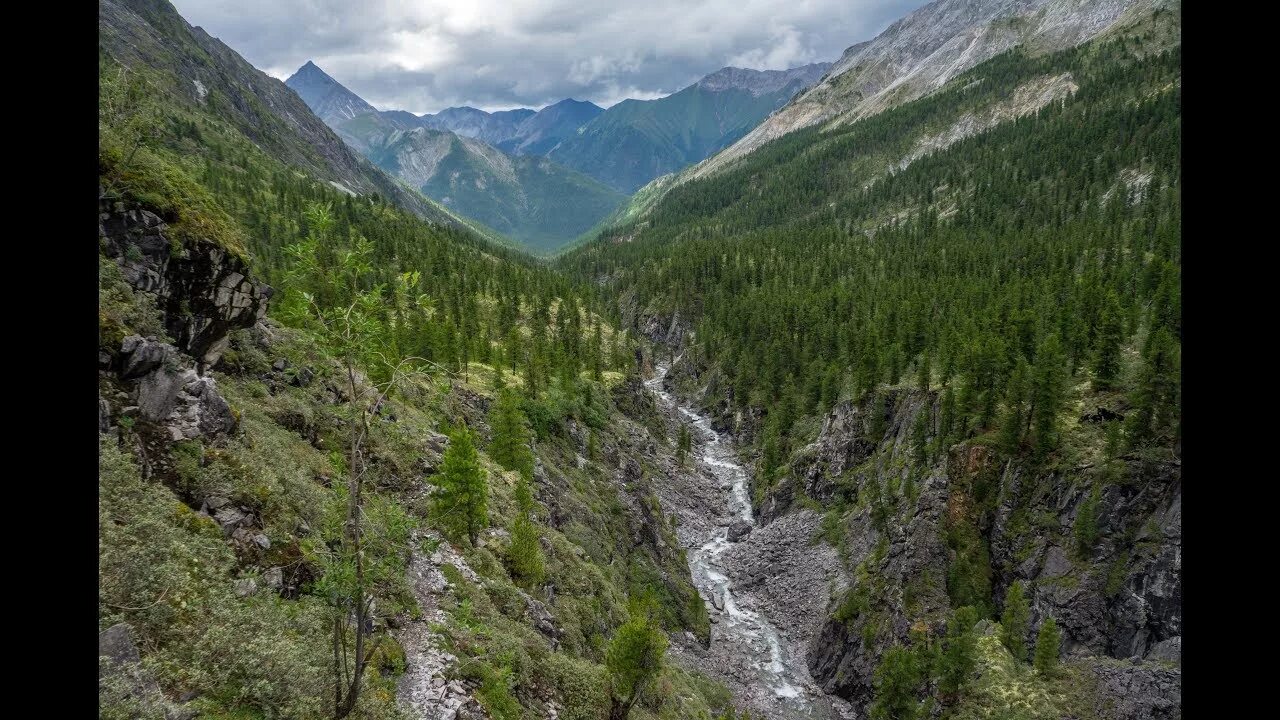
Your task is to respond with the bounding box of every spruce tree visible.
[1127,327,1179,447]
[869,645,923,720]
[999,358,1030,455]
[1030,336,1068,458]
[1000,581,1031,662]
[912,406,930,465]
[1073,484,1101,558]
[916,352,931,391]
[1033,617,1061,676]
[677,424,692,466]
[937,386,956,455]
[433,427,488,546]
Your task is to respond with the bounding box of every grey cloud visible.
[172,0,927,113]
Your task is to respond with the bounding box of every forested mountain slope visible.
[548,63,831,194]
[98,0,1180,716]
[562,5,1180,717]
[97,0,470,226]
[98,1,739,718]
[358,123,626,254]
[613,0,1159,223]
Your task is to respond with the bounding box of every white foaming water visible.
[646,360,806,702]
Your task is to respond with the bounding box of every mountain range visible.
[546,62,830,193]
[285,58,831,250]
[99,0,1180,718]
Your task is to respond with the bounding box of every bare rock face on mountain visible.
[692,0,1142,179]
[285,60,378,126]
[99,193,272,370]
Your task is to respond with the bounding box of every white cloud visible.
[172,0,927,113]
[727,25,817,71]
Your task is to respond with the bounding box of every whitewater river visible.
[645,361,848,719]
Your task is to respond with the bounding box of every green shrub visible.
[543,653,608,720]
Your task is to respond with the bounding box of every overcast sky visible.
[171,0,927,114]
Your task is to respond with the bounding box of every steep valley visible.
[99,0,1180,719]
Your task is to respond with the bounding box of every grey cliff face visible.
[99,194,272,370]
[98,192,271,445]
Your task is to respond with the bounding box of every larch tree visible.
[1000,581,1031,662]
[433,427,489,546]
[1034,616,1062,676]
[606,604,668,720]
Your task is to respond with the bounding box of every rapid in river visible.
[645,360,848,719]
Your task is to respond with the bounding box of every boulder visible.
[456,700,488,720]
[525,595,562,643]
[214,507,250,534]
[120,335,174,380]
[1146,636,1180,666]
[99,623,170,717]
[1087,658,1181,720]
[290,366,315,387]
[727,521,753,542]
[99,623,142,668]
[125,339,236,441]
[263,567,284,591]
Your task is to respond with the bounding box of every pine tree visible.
[1000,581,1031,662]
[489,388,535,480]
[433,427,488,546]
[1033,617,1061,676]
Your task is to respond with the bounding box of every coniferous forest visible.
[99,1,1180,719]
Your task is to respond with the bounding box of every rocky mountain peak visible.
[285,60,376,124]
[695,62,833,97]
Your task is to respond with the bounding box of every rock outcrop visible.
[99,194,272,371]
[755,387,1183,717]
[1086,657,1182,719]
